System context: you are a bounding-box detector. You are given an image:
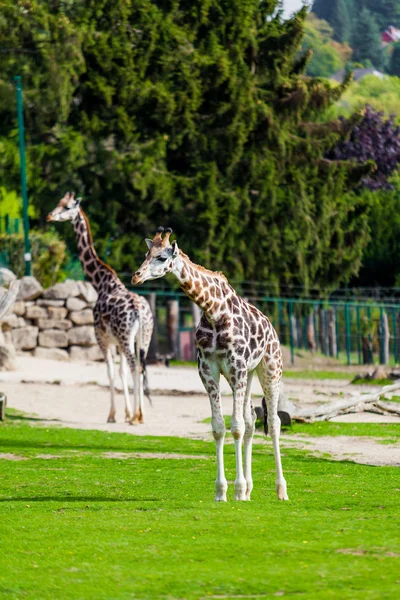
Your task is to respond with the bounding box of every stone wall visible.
[0,277,103,361]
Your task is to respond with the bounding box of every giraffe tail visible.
[140,348,152,406]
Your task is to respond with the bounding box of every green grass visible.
[1,413,400,599]
[351,378,394,386]
[284,370,356,380]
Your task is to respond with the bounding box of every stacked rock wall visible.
[0,277,103,361]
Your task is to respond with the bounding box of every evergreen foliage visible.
[328,106,400,190]
[390,43,400,77]
[301,13,351,77]
[351,8,387,70]
[0,0,376,296]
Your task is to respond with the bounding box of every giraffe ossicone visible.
[47,191,154,425]
[132,227,288,502]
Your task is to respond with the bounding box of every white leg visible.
[119,351,133,422]
[243,371,256,500]
[198,356,227,501]
[230,376,247,501]
[257,357,288,501]
[106,347,116,423]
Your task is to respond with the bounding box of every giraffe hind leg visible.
[96,329,117,423]
[256,357,288,501]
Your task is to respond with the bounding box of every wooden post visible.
[327,309,337,357]
[147,293,158,361]
[306,312,316,353]
[167,299,179,358]
[191,302,202,328]
[379,311,389,365]
[0,393,6,421]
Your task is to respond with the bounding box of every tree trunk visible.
[379,312,389,365]
[362,335,374,365]
[306,313,316,353]
[327,309,337,357]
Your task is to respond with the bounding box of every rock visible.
[68,325,97,346]
[37,318,73,331]
[0,344,16,371]
[12,301,26,316]
[76,281,98,303]
[69,345,104,361]
[69,309,94,326]
[11,326,39,350]
[1,313,21,330]
[17,276,43,301]
[36,299,65,308]
[66,297,87,312]
[3,331,12,345]
[47,306,68,320]
[43,279,80,300]
[0,268,16,285]
[38,329,69,348]
[34,347,69,361]
[25,305,48,320]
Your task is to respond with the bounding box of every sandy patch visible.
[0,453,28,461]
[102,451,210,460]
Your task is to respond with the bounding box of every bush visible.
[0,230,67,287]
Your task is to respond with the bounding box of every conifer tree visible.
[0,0,376,296]
[351,8,386,70]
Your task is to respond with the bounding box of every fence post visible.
[167,299,179,359]
[345,304,351,366]
[379,309,389,365]
[147,293,158,361]
[393,308,398,365]
[356,306,361,365]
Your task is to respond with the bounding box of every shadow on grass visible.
[0,496,159,503]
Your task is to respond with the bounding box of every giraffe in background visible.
[47,192,153,424]
[132,227,288,501]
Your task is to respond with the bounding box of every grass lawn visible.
[0,413,400,599]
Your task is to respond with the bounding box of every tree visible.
[390,43,400,77]
[302,13,351,78]
[362,0,400,30]
[312,0,354,43]
[328,106,400,189]
[351,8,387,70]
[0,0,375,297]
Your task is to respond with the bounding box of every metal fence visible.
[0,215,21,235]
[121,279,399,366]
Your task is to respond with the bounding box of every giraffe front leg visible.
[231,377,248,501]
[96,328,117,423]
[243,371,256,500]
[119,351,133,422]
[198,358,227,501]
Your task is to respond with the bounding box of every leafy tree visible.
[351,8,387,70]
[0,0,376,297]
[302,13,351,77]
[328,106,400,190]
[362,0,400,30]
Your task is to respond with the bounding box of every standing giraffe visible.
[47,192,153,425]
[132,227,288,501]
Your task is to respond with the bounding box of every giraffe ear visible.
[145,239,153,250]
[171,240,179,257]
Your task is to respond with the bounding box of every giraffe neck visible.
[73,208,120,293]
[172,251,233,322]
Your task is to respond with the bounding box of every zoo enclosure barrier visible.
[121,278,400,366]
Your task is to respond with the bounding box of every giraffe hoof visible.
[107,416,116,423]
[215,495,227,502]
[276,484,289,501]
[130,418,139,426]
[125,414,133,423]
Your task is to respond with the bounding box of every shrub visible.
[0,230,67,287]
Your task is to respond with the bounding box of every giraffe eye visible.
[157,256,168,262]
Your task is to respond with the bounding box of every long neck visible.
[73,208,120,292]
[172,251,234,322]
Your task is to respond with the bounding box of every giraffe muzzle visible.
[131,272,143,285]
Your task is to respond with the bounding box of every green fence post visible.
[14,76,31,276]
[288,300,294,366]
[345,304,351,366]
[335,306,339,359]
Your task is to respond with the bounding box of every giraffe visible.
[47,192,153,425]
[131,227,288,502]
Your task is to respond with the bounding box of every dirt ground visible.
[1,356,399,467]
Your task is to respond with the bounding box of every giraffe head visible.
[46,191,82,223]
[132,226,179,284]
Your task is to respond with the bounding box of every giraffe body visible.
[132,227,288,501]
[47,192,153,424]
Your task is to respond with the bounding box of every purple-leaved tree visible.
[328,106,400,190]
